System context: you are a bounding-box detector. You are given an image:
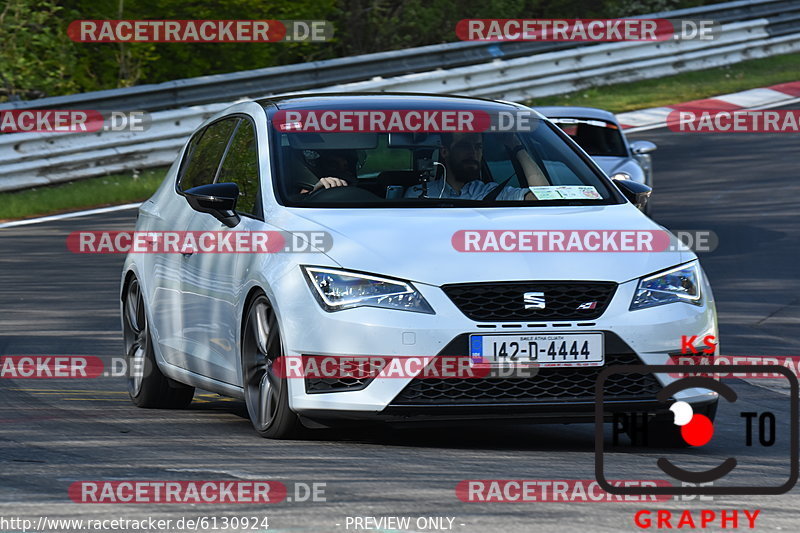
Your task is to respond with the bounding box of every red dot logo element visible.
[681,414,714,446]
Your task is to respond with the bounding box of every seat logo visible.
[523,291,546,309]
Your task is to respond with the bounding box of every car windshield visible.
[550,117,628,157]
[269,107,622,208]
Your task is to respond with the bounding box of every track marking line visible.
[0,202,141,229]
[9,388,127,393]
[61,398,130,402]
[626,96,800,133]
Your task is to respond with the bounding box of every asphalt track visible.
[1,105,799,533]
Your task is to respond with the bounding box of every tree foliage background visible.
[0,0,714,102]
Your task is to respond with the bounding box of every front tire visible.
[123,276,194,409]
[241,294,303,439]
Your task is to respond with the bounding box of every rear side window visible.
[179,118,238,190]
[217,119,260,216]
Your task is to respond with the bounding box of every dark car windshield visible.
[549,117,628,157]
[269,107,623,208]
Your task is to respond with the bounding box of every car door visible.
[162,116,239,373]
[179,116,262,385]
[146,121,235,371]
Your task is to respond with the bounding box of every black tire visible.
[632,400,718,448]
[123,276,195,409]
[241,293,303,439]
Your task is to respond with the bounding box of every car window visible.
[527,136,587,185]
[217,119,260,216]
[551,118,628,157]
[357,135,412,178]
[178,118,239,190]
[270,113,621,207]
[294,135,413,183]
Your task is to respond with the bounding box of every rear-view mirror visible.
[614,178,651,211]
[183,182,241,228]
[630,140,657,154]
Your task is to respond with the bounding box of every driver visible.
[299,150,357,194]
[404,132,549,200]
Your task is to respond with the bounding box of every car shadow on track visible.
[193,396,599,452]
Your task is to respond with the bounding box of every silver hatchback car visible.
[535,106,657,189]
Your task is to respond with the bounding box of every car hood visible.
[273,205,690,286]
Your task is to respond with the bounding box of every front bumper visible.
[273,269,718,418]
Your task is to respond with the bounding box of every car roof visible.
[257,92,528,113]
[533,106,619,123]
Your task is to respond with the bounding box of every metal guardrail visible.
[0,0,794,114]
[0,104,229,190]
[1,0,799,192]
[321,20,800,101]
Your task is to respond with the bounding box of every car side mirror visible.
[183,182,241,227]
[614,178,651,211]
[630,140,657,154]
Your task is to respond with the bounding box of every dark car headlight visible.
[302,266,434,314]
[630,261,702,310]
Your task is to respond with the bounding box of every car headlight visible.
[302,266,434,314]
[630,261,702,310]
[611,172,632,181]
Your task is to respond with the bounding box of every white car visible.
[121,93,718,440]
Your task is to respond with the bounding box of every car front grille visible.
[390,351,660,405]
[441,281,617,322]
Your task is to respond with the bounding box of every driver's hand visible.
[311,177,349,192]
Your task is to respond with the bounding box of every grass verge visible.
[526,52,800,113]
[0,168,167,222]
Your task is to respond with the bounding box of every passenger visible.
[404,132,549,200]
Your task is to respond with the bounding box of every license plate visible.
[469,333,604,367]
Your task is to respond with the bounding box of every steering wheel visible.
[304,185,336,199]
[480,177,513,202]
[302,184,382,202]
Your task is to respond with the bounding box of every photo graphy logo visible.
[594,365,798,496]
